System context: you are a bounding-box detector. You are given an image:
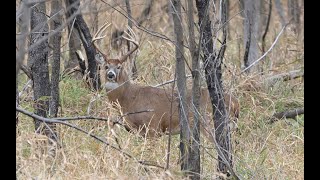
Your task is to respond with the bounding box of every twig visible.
[240,22,289,74]
[54,109,154,125]
[152,75,192,88]
[16,106,164,169]
[19,79,32,98]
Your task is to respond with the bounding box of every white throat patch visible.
[105,82,119,90]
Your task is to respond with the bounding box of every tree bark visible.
[196,0,234,176]
[29,2,56,141]
[288,0,300,35]
[137,0,154,26]
[67,0,100,91]
[243,0,260,73]
[187,0,200,178]
[274,0,286,27]
[16,0,30,76]
[16,80,19,128]
[49,0,62,119]
[172,0,190,174]
[261,0,272,72]
[124,0,138,79]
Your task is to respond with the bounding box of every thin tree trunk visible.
[274,0,286,27]
[172,0,190,173]
[49,0,62,119]
[243,0,260,73]
[226,0,231,40]
[288,0,300,35]
[67,0,100,91]
[29,2,56,142]
[64,0,82,74]
[90,0,99,32]
[16,80,19,127]
[187,0,200,178]
[196,0,234,176]
[16,0,30,76]
[124,0,138,79]
[261,0,272,72]
[137,0,154,26]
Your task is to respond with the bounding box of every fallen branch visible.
[266,70,304,86]
[269,107,304,123]
[16,106,164,169]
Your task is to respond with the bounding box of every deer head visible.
[92,24,139,91]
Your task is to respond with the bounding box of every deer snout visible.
[107,71,116,80]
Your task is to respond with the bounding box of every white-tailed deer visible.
[92,25,240,138]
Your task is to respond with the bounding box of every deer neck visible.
[105,80,131,103]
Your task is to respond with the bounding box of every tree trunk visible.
[124,0,138,79]
[274,0,286,27]
[196,0,234,176]
[16,0,30,76]
[90,0,99,32]
[243,0,260,73]
[67,0,100,91]
[172,0,190,174]
[187,0,200,179]
[16,80,19,128]
[137,0,154,26]
[64,0,82,75]
[288,0,300,35]
[261,0,272,72]
[29,2,57,142]
[49,0,62,119]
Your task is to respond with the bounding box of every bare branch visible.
[266,69,304,86]
[152,75,192,88]
[20,65,33,80]
[16,106,164,169]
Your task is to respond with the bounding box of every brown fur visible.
[100,59,240,138]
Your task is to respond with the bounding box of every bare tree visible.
[16,0,30,76]
[275,0,286,27]
[29,2,57,143]
[243,0,261,73]
[49,0,62,118]
[124,0,138,79]
[288,0,300,35]
[187,0,200,178]
[67,0,100,91]
[171,0,190,174]
[196,0,234,177]
[261,0,272,72]
[16,80,19,127]
[137,0,154,26]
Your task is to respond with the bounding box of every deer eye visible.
[117,66,121,69]
[105,66,109,70]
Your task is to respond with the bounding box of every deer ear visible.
[95,53,105,64]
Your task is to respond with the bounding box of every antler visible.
[119,27,139,62]
[92,22,111,57]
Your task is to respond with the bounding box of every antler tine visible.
[92,22,110,55]
[119,28,139,62]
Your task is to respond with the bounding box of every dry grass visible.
[16,0,303,179]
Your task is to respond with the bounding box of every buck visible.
[92,24,240,138]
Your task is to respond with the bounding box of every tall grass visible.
[16,0,303,179]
